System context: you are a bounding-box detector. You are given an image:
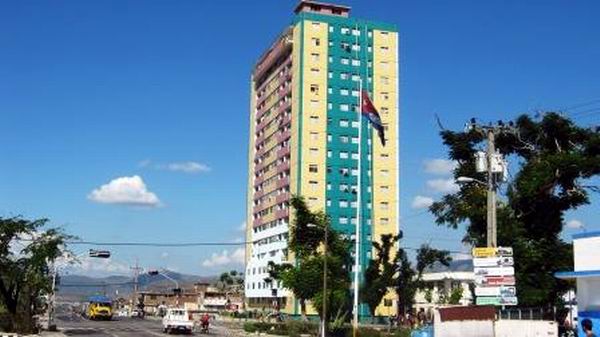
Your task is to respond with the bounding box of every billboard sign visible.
[473,246,517,306]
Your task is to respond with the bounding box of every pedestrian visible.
[582,318,596,337]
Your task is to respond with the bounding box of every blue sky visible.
[1,0,598,276]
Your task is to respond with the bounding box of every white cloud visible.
[566,219,585,229]
[424,159,457,176]
[88,175,161,207]
[161,252,169,259]
[426,178,460,194]
[65,257,130,275]
[201,248,245,268]
[411,195,434,209]
[165,161,211,174]
[237,222,247,232]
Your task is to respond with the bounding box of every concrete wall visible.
[495,320,558,337]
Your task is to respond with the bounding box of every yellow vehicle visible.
[86,295,113,320]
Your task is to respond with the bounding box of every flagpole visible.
[352,22,362,337]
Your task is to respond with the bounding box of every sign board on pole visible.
[475,275,516,286]
[472,247,513,258]
[473,246,518,306]
[473,257,514,267]
[474,266,515,277]
[475,286,517,297]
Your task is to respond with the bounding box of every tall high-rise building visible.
[246,1,399,316]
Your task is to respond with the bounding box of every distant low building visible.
[137,282,244,315]
[414,259,475,311]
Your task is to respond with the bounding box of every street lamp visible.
[48,249,111,330]
[307,223,328,337]
[456,176,486,185]
[148,269,181,307]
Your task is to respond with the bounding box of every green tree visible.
[396,243,451,316]
[361,234,399,320]
[448,286,464,305]
[0,217,71,333]
[268,196,351,321]
[430,113,599,307]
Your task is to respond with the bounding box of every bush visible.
[243,320,318,337]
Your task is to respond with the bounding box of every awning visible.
[555,270,600,279]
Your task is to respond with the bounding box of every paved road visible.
[56,313,233,337]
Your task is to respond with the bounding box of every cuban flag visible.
[361,90,386,146]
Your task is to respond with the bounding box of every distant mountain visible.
[57,271,217,301]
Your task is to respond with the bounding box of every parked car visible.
[162,308,194,334]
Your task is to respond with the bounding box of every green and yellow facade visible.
[246,1,399,318]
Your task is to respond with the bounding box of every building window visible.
[310,115,319,125]
[329,26,334,33]
[380,185,389,192]
[339,119,349,127]
[380,218,390,225]
[310,68,320,75]
[327,102,332,110]
[328,87,333,94]
[340,58,349,65]
[341,27,350,35]
[339,183,348,192]
[311,53,320,62]
[351,74,361,82]
[326,199,331,207]
[380,169,389,177]
[339,200,348,208]
[351,59,360,66]
[351,28,360,36]
[310,99,319,108]
[339,135,349,143]
[381,76,390,85]
[312,38,320,46]
[340,104,349,111]
[310,132,318,141]
[340,89,349,96]
[309,164,318,173]
[340,216,348,224]
[351,121,359,128]
[340,72,349,80]
[310,84,319,95]
[380,202,389,210]
[310,148,318,156]
[309,181,318,191]
[311,22,321,30]
[327,150,332,158]
[351,137,359,144]
[351,90,359,97]
[351,152,359,160]
[339,151,349,159]
[327,134,332,142]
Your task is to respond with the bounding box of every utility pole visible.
[486,129,498,248]
[130,258,142,308]
[466,119,517,248]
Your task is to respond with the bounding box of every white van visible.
[162,308,194,334]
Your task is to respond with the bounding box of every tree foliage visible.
[361,234,399,319]
[396,243,451,315]
[268,196,351,321]
[358,232,450,317]
[431,113,599,307]
[0,217,71,333]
